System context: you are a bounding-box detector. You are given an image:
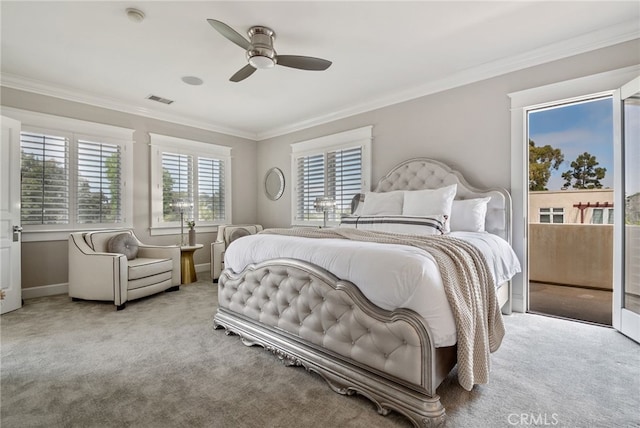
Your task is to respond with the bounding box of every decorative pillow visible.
[402,184,457,232]
[107,233,139,260]
[450,197,491,232]
[227,227,251,244]
[351,193,365,215]
[339,215,445,236]
[360,191,404,216]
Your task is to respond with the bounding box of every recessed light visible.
[181,76,204,86]
[126,8,145,23]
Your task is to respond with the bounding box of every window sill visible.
[149,225,219,236]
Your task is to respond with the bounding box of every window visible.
[539,207,564,223]
[592,208,614,224]
[77,140,122,224]
[291,126,372,226]
[21,132,69,225]
[9,108,133,241]
[150,134,231,235]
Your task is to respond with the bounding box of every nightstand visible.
[180,244,203,284]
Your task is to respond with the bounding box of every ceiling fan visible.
[207,19,332,82]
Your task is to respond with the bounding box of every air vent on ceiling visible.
[146,94,174,105]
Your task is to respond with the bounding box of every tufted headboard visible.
[353,158,512,243]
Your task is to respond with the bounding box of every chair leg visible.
[165,285,180,292]
[116,303,126,311]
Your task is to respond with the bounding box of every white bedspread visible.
[223,230,521,347]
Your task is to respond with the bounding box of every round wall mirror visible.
[264,167,285,201]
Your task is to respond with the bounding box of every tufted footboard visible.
[214,258,456,427]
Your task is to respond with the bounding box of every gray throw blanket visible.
[260,227,505,391]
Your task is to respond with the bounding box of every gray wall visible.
[1,88,258,289]
[3,38,639,291]
[256,40,640,228]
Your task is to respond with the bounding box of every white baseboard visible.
[195,262,210,274]
[22,283,69,299]
[511,295,525,313]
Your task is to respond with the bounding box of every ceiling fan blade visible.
[230,64,257,82]
[276,55,332,71]
[207,19,250,50]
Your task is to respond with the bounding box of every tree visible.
[21,152,69,225]
[162,167,178,221]
[529,139,564,191]
[561,152,606,189]
[104,151,121,222]
[77,150,121,224]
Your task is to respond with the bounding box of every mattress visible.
[224,231,520,347]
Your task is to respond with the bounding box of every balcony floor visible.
[529,282,612,326]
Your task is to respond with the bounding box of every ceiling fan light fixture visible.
[249,55,275,69]
[207,19,332,82]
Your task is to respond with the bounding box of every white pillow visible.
[360,191,404,215]
[450,197,491,232]
[402,184,457,231]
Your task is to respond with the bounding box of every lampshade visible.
[172,200,193,212]
[314,197,336,212]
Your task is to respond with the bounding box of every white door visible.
[1,115,22,314]
[613,76,640,343]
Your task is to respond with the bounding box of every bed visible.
[213,158,520,427]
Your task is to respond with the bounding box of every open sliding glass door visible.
[613,76,640,343]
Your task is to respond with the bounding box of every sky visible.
[528,97,613,191]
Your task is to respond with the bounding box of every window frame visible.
[539,207,564,224]
[290,126,372,227]
[6,107,134,242]
[149,133,232,236]
[591,207,615,224]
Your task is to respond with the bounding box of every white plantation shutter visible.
[291,126,371,225]
[295,147,362,222]
[327,146,362,221]
[20,132,70,225]
[198,157,225,222]
[13,109,133,240]
[156,146,229,228]
[77,140,122,224]
[296,153,325,221]
[162,152,193,222]
[149,134,232,233]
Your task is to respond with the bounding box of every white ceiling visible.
[1,1,638,140]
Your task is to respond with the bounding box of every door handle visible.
[13,225,22,242]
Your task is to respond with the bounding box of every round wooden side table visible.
[180,244,203,284]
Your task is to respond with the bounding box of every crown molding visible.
[256,20,640,140]
[0,73,258,141]
[2,20,638,142]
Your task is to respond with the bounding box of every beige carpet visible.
[1,280,638,428]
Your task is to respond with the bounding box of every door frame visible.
[508,64,640,313]
[612,75,640,342]
[1,115,22,314]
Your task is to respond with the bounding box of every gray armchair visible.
[211,224,263,281]
[69,230,180,310]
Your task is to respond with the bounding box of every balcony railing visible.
[529,223,613,289]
